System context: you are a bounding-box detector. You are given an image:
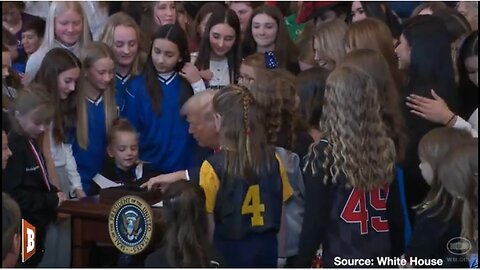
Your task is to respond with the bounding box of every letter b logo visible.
[21,219,36,263]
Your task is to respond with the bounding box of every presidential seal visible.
[108,195,154,255]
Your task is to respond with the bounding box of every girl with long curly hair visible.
[340,49,407,163]
[248,67,312,158]
[295,66,403,267]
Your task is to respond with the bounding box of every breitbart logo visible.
[21,219,36,263]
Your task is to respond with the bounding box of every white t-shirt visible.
[209,58,230,87]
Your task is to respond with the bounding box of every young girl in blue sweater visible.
[100,12,147,124]
[133,24,196,174]
[68,42,117,195]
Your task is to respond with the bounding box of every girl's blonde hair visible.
[10,84,54,136]
[213,85,275,180]
[304,66,395,190]
[313,19,348,69]
[42,2,91,49]
[416,127,476,217]
[99,12,147,76]
[76,42,117,149]
[340,49,408,163]
[417,127,474,178]
[344,18,404,93]
[438,140,478,246]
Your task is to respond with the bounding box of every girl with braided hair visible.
[198,84,293,267]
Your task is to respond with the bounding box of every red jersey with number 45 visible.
[326,183,391,261]
[295,140,404,268]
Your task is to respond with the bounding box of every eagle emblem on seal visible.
[122,210,143,241]
[109,195,154,255]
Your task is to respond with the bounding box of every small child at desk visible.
[93,118,159,267]
[92,118,158,194]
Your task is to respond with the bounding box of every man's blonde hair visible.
[181,89,216,123]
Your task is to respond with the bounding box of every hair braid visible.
[240,87,254,166]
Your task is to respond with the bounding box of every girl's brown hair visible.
[195,8,242,84]
[344,18,404,93]
[248,68,304,151]
[76,42,117,149]
[304,66,395,190]
[438,140,478,245]
[410,1,448,18]
[213,85,275,180]
[2,45,23,110]
[340,49,408,162]
[295,21,317,67]
[416,128,476,217]
[242,52,265,69]
[145,24,191,116]
[161,180,215,267]
[32,48,81,144]
[21,15,46,40]
[100,12,148,76]
[295,67,330,129]
[192,2,227,43]
[243,4,299,68]
[2,1,25,10]
[10,84,54,136]
[176,2,195,43]
[2,26,17,47]
[239,53,266,87]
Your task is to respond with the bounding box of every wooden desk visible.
[58,196,162,267]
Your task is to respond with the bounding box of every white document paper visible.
[92,174,122,189]
[152,201,163,208]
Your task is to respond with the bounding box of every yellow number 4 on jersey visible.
[241,185,265,226]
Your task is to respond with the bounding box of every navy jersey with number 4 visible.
[295,140,404,267]
[199,150,293,239]
[199,150,293,267]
